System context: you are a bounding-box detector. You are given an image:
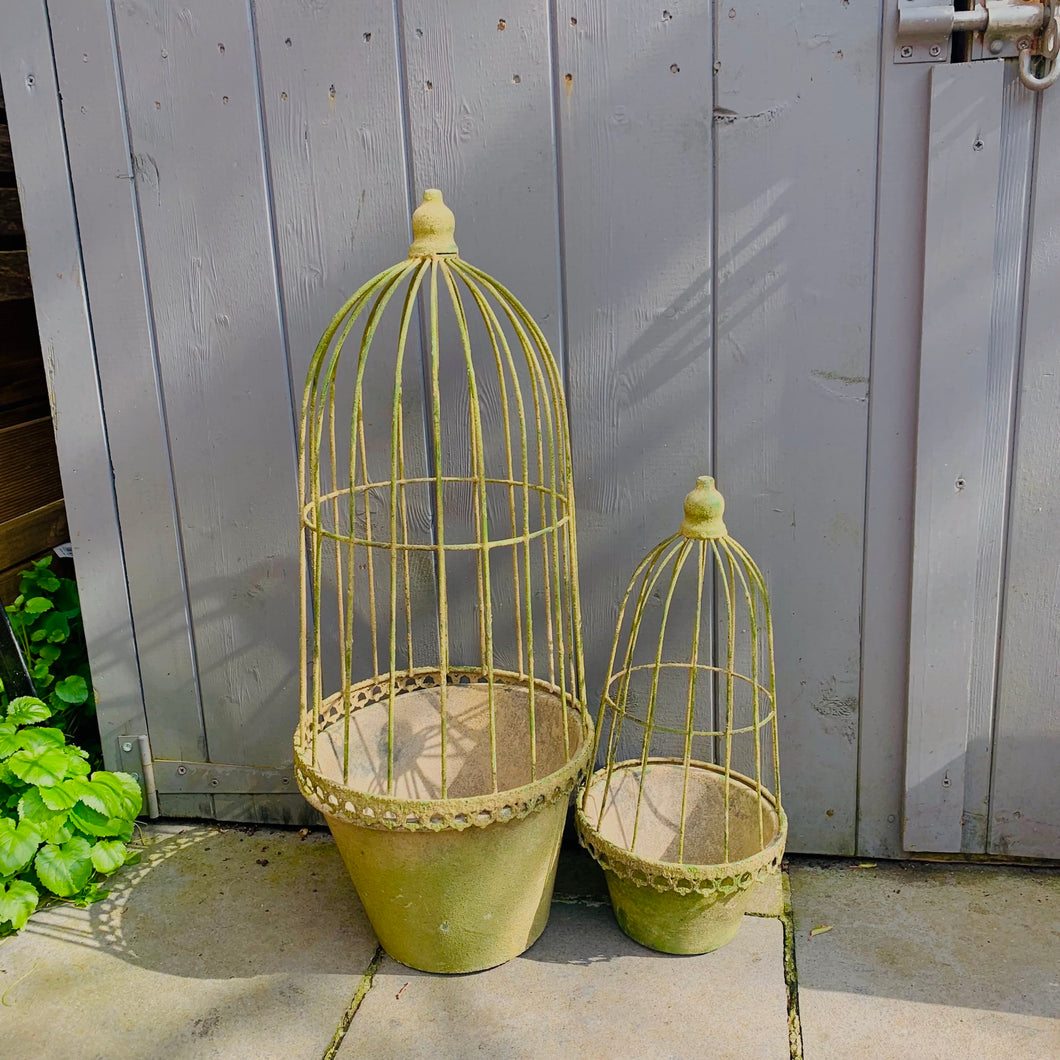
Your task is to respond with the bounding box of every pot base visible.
[576,760,786,955]
[325,794,566,973]
[296,673,592,973]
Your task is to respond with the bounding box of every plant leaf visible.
[51,579,79,615]
[0,729,21,759]
[68,803,123,838]
[5,697,52,726]
[7,746,72,787]
[39,612,70,643]
[64,755,91,778]
[809,925,833,939]
[40,817,74,845]
[63,778,121,817]
[90,772,142,819]
[34,837,94,897]
[89,840,127,875]
[39,782,79,811]
[17,786,65,827]
[0,879,39,931]
[0,818,42,875]
[22,597,53,615]
[16,728,66,755]
[53,676,89,706]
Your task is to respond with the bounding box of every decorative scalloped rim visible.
[295,671,593,833]
[575,760,787,898]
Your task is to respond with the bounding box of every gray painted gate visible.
[0,0,1056,857]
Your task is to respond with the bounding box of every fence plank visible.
[399,2,566,671]
[0,0,148,767]
[713,0,878,853]
[252,0,436,693]
[990,86,1060,859]
[113,0,300,768]
[49,0,206,765]
[555,3,714,725]
[904,63,1004,853]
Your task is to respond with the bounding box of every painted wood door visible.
[3,0,1055,855]
[899,51,1060,857]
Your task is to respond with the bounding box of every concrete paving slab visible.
[339,903,789,1060]
[0,821,377,1060]
[789,858,1060,1060]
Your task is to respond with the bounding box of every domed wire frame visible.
[583,476,782,865]
[295,192,588,817]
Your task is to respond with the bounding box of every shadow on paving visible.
[20,822,371,979]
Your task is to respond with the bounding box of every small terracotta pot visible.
[576,759,786,954]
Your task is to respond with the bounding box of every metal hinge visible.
[896,0,1060,90]
[117,734,161,819]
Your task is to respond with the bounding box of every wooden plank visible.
[555,3,714,733]
[0,416,62,523]
[857,24,931,859]
[49,0,206,764]
[0,123,12,173]
[960,66,1035,851]
[0,352,49,428]
[713,0,878,853]
[0,298,40,350]
[0,498,67,570]
[0,187,23,236]
[903,62,1004,854]
[212,792,321,827]
[252,0,435,696]
[112,1,300,769]
[0,548,53,605]
[0,0,149,768]
[399,2,565,670]
[990,85,1060,859]
[0,249,31,300]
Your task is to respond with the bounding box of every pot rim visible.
[575,758,787,897]
[295,670,594,833]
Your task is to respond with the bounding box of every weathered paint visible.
[0,0,149,762]
[990,83,1060,859]
[905,62,1004,853]
[714,0,879,854]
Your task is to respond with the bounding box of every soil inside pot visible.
[314,681,581,799]
[581,761,779,864]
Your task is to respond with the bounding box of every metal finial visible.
[679,474,727,539]
[408,188,459,257]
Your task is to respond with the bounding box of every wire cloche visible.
[294,190,593,973]
[576,475,786,954]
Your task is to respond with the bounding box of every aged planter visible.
[577,759,786,953]
[297,673,591,972]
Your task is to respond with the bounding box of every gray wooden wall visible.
[1,0,1057,857]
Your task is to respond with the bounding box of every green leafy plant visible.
[0,695,141,934]
[2,557,96,759]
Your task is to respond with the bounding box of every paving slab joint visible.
[321,944,385,1060]
[781,871,805,1060]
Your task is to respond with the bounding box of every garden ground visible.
[0,820,1056,1059]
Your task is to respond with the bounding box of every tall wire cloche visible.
[294,190,593,973]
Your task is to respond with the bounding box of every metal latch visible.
[896,0,1060,90]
